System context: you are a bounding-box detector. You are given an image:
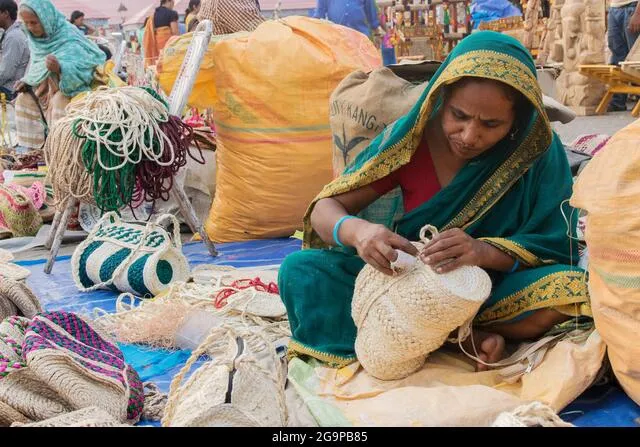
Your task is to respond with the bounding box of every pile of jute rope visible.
[45,86,204,212]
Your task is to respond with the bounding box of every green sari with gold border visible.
[278,31,591,368]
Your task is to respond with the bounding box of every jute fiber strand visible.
[12,407,129,427]
[491,401,574,427]
[162,325,288,427]
[23,312,145,424]
[352,225,492,381]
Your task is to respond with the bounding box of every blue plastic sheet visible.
[16,237,640,427]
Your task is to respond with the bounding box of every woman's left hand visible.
[419,228,488,274]
[45,55,61,74]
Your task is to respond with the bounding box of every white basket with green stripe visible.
[71,212,190,297]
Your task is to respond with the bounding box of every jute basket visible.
[352,225,492,380]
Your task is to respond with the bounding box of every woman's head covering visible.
[20,0,106,97]
[303,31,554,249]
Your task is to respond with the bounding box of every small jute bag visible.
[162,326,288,427]
[22,312,146,424]
[71,212,190,297]
[352,225,493,381]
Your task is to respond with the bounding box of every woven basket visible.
[162,326,288,427]
[352,225,492,380]
[23,312,145,423]
[0,280,42,319]
[12,407,129,427]
[0,399,30,427]
[0,368,72,422]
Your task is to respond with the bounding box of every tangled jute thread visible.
[491,401,574,427]
[92,274,290,351]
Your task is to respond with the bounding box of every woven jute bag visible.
[0,316,71,423]
[0,399,30,427]
[71,212,190,297]
[12,407,129,427]
[162,326,288,427]
[352,225,493,381]
[23,312,145,424]
[0,280,42,320]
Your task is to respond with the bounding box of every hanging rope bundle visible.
[44,117,95,205]
[133,115,206,205]
[59,86,204,213]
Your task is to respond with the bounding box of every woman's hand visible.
[419,228,489,274]
[347,220,418,276]
[13,81,27,93]
[45,55,61,74]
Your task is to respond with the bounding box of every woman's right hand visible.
[14,81,27,93]
[347,220,418,276]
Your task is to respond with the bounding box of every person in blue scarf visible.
[14,0,106,150]
[278,31,592,371]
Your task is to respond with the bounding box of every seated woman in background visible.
[278,31,591,371]
[14,0,106,151]
[143,0,179,68]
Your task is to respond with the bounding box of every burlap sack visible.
[330,68,428,177]
[571,118,640,405]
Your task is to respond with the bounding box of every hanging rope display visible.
[50,86,205,213]
[44,117,95,205]
[133,115,206,206]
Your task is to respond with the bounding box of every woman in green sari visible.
[278,31,591,371]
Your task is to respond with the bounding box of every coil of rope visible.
[47,86,204,213]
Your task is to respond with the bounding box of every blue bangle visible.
[509,259,520,274]
[333,215,358,248]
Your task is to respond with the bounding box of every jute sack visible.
[352,225,492,381]
[571,118,640,405]
[331,68,428,177]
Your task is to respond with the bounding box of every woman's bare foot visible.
[461,330,506,372]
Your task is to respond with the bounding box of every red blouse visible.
[370,138,442,213]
